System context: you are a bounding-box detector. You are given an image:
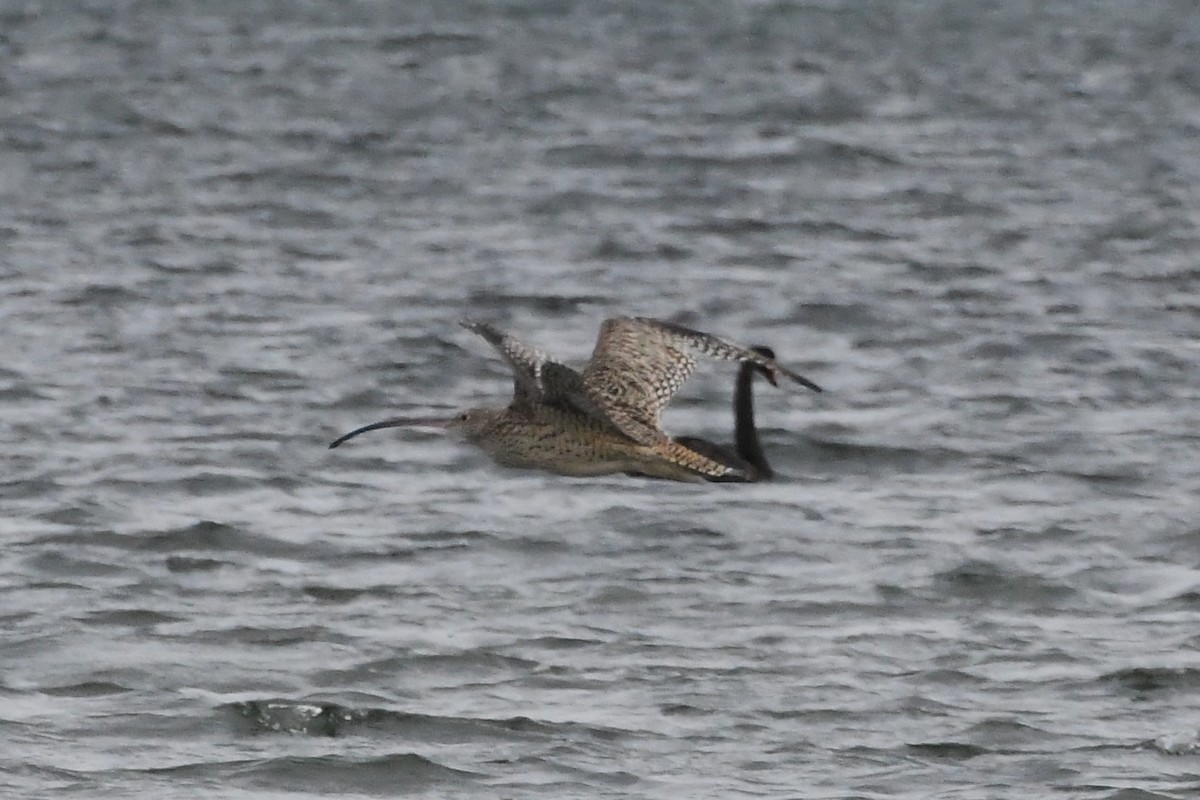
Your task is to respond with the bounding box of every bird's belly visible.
[481,432,639,477]
[490,447,704,481]
[469,408,714,482]
[471,412,683,479]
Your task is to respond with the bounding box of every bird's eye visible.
[459,412,469,421]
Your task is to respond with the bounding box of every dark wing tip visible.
[461,319,506,347]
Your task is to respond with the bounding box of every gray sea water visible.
[3,1,1200,797]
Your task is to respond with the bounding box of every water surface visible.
[3,2,1199,798]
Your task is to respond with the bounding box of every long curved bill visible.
[328,416,457,449]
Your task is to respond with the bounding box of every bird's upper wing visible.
[460,320,588,412]
[578,317,821,446]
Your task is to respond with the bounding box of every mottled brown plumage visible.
[329,316,822,482]
[577,317,820,447]
[448,404,743,481]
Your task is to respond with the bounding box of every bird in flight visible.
[329,317,821,482]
